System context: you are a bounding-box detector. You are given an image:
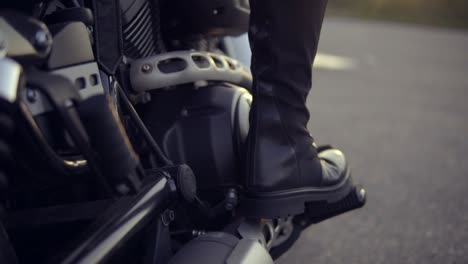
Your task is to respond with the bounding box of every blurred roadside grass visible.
[328,0,468,30]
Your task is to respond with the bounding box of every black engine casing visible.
[141,84,251,192]
[161,0,250,38]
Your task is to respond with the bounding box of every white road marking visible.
[314,53,358,70]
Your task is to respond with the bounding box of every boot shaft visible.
[245,0,328,191]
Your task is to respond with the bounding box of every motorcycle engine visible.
[121,0,250,59]
[140,84,251,196]
[122,0,252,199]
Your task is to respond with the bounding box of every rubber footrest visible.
[297,185,366,225]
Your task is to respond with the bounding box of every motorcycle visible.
[0,0,366,263]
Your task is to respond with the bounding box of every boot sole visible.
[238,169,353,219]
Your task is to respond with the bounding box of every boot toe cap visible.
[318,148,349,186]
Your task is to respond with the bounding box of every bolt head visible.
[34,30,52,53]
[356,187,366,203]
[141,64,153,73]
[26,89,37,103]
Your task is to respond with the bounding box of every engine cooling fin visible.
[122,0,157,59]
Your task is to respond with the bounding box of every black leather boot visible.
[240,0,353,218]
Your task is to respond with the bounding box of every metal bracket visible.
[129,50,252,92]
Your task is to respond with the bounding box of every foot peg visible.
[295,185,366,227]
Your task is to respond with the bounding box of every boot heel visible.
[238,172,355,219]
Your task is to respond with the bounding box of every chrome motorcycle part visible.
[33,30,50,53]
[232,84,252,145]
[129,51,252,92]
[268,219,302,260]
[0,57,21,103]
[0,62,17,195]
[269,218,295,249]
[237,219,268,247]
[223,34,251,67]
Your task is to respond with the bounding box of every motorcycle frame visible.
[60,175,177,264]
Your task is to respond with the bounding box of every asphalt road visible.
[274,17,468,264]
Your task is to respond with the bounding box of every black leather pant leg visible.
[246,0,329,190]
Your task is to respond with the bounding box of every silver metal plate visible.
[23,62,104,116]
[129,50,252,92]
[52,62,104,100]
[0,57,21,103]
